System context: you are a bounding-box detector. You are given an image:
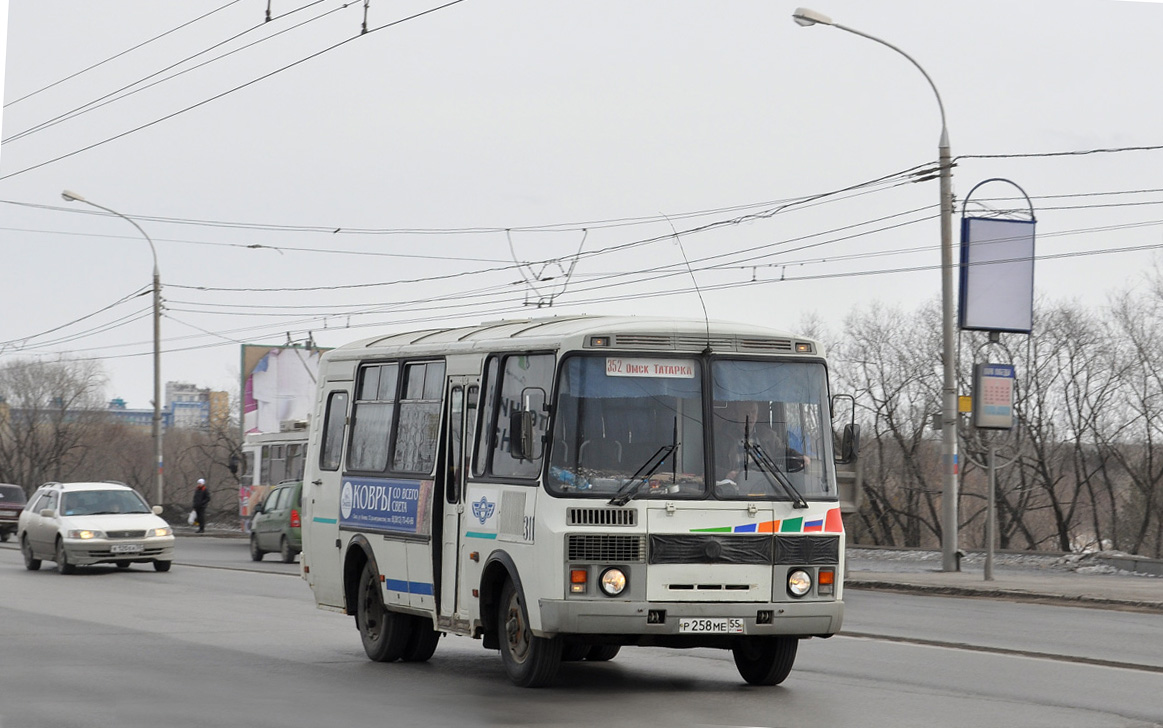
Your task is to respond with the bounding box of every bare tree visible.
[0,358,108,493]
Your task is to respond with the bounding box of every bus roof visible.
[326,315,824,359]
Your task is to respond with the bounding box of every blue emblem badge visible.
[471,496,495,525]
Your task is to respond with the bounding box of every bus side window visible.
[320,391,349,471]
[392,360,446,474]
[490,353,554,480]
[472,358,500,478]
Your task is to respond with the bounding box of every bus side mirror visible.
[837,423,860,465]
[510,410,536,461]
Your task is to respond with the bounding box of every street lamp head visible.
[792,7,833,27]
[61,189,86,203]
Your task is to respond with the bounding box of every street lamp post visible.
[61,190,165,508]
[792,8,960,571]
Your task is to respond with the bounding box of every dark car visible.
[0,483,28,542]
[249,480,302,563]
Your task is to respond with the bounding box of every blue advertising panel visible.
[339,476,433,536]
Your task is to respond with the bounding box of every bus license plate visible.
[111,543,143,554]
[678,618,744,634]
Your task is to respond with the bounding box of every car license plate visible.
[678,617,744,634]
[111,543,144,554]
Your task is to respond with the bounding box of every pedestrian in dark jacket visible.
[193,479,211,533]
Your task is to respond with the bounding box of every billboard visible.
[240,345,327,435]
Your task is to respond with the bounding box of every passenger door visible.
[302,387,350,609]
[439,378,477,623]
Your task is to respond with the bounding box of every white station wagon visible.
[18,481,175,574]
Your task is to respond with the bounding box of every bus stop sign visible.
[973,363,1015,430]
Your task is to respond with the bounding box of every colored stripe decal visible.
[465,531,497,540]
[825,507,845,533]
[780,517,803,533]
[804,519,824,532]
[384,579,435,596]
[312,517,338,524]
[692,526,733,533]
[732,523,758,533]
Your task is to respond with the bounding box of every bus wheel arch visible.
[478,551,521,650]
[343,535,378,620]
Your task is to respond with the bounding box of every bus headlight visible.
[787,569,812,597]
[599,568,627,596]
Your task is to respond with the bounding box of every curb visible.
[846,579,1163,614]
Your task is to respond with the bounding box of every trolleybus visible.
[300,316,858,687]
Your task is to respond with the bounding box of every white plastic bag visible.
[187,510,197,526]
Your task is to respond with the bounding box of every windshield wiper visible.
[608,444,678,506]
[743,440,809,509]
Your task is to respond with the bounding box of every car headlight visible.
[599,568,627,596]
[149,527,173,538]
[67,529,104,539]
[787,569,813,597]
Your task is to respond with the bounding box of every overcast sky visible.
[3,0,1162,410]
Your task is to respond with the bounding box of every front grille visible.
[106,530,147,539]
[567,508,636,527]
[567,534,645,563]
[649,534,772,565]
[773,535,839,564]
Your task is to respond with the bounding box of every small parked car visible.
[249,480,302,563]
[0,483,27,542]
[18,481,175,574]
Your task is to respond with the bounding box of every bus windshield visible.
[545,355,835,501]
[710,359,833,500]
[547,355,706,498]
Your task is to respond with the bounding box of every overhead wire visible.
[2,0,245,109]
[4,0,337,145]
[0,0,472,183]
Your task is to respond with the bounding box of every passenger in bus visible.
[714,400,808,491]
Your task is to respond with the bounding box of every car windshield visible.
[61,489,151,516]
[0,485,26,504]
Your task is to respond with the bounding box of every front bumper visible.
[538,598,842,639]
[62,536,175,565]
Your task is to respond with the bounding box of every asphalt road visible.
[1,537,1161,727]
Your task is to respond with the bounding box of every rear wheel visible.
[402,616,441,662]
[249,534,264,561]
[279,536,296,564]
[585,645,621,662]
[731,636,798,686]
[117,561,131,569]
[561,641,589,662]
[21,535,41,571]
[154,560,172,572]
[498,579,561,687]
[55,539,76,575]
[0,531,10,542]
[357,564,411,662]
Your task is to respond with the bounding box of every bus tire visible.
[498,579,562,687]
[585,645,621,661]
[402,616,441,662]
[357,565,411,662]
[732,636,797,686]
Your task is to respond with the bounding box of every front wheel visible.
[732,636,798,686]
[0,531,10,543]
[22,535,41,571]
[154,560,172,572]
[356,564,411,662]
[498,579,561,687]
[55,539,76,575]
[249,534,264,562]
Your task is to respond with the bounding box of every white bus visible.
[301,316,858,687]
[239,428,308,531]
